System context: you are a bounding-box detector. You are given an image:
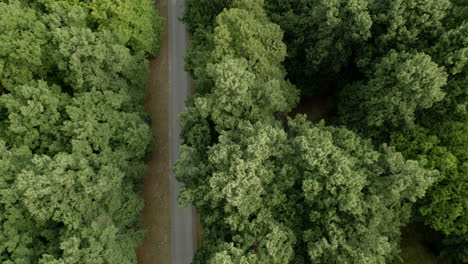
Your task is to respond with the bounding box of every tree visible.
[262,0,451,96]
[265,0,372,95]
[390,122,467,236]
[192,58,297,131]
[176,117,435,263]
[0,0,162,262]
[62,90,151,161]
[0,140,146,263]
[184,0,298,131]
[37,0,164,55]
[46,6,133,92]
[0,0,49,90]
[186,0,295,91]
[425,21,467,122]
[365,0,450,59]
[254,0,467,262]
[0,142,59,263]
[184,0,228,32]
[338,51,447,135]
[0,81,69,154]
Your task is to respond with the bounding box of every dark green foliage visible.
[264,0,372,95]
[263,0,451,96]
[338,51,447,135]
[391,122,467,236]
[184,0,228,32]
[439,234,468,263]
[0,0,162,262]
[364,0,450,60]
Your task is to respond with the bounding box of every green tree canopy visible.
[0,81,69,154]
[185,0,298,132]
[261,0,451,96]
[390,122,467,236]
[265,0,372,95]
[0,0,162,262]
[38,0,164,55]
[186,0,295,95]
[338,51,447,135]
[178,1,443,263]
[193,58,296,131]
[176,117,435,263]
[0,1,49,90]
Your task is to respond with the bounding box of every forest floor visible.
[137,0,171,263]
[397,224,440,264]
[290,94,335,123]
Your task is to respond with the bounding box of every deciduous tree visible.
[176,117,435,263]
[338,51,447,135]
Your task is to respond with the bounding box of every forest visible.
[0,0,163,263]
[179,0,467,263]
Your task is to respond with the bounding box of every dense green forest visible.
[180,0,467,263]
[0,0,163,263]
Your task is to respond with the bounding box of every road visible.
[169,0,196,263]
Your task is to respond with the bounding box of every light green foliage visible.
[43,5,149,93]
[51,26,132,92]
[0,1,48,90]
[0,81,69,154]
[39,222,144,264]
[338,51,447,133]
[186,1,296,95]
[178,121,296,264]
[0,141,145,264]
[391,122,468,236]
[0,0,161,262]
[211,6,287,80]
[0,142,59,263]
[63,90,151,161]
[193,58,296,131]
[291,117,434,264]
[185,0,298,130]
[176,117,434,263]
[38,0,164,55]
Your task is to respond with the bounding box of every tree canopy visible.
[179,0,438,263]
[177,117,435,263]
[0,0,163,262]
[338,51,447,134]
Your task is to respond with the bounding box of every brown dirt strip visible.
[137,0,171,263]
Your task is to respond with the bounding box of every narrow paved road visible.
[169,0,196,263]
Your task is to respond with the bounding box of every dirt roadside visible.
[137,0,171,263]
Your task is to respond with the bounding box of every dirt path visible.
[137,0,171,263]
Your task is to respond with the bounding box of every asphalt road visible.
[169,0,196,263]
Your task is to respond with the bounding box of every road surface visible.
[169,0,196,263]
